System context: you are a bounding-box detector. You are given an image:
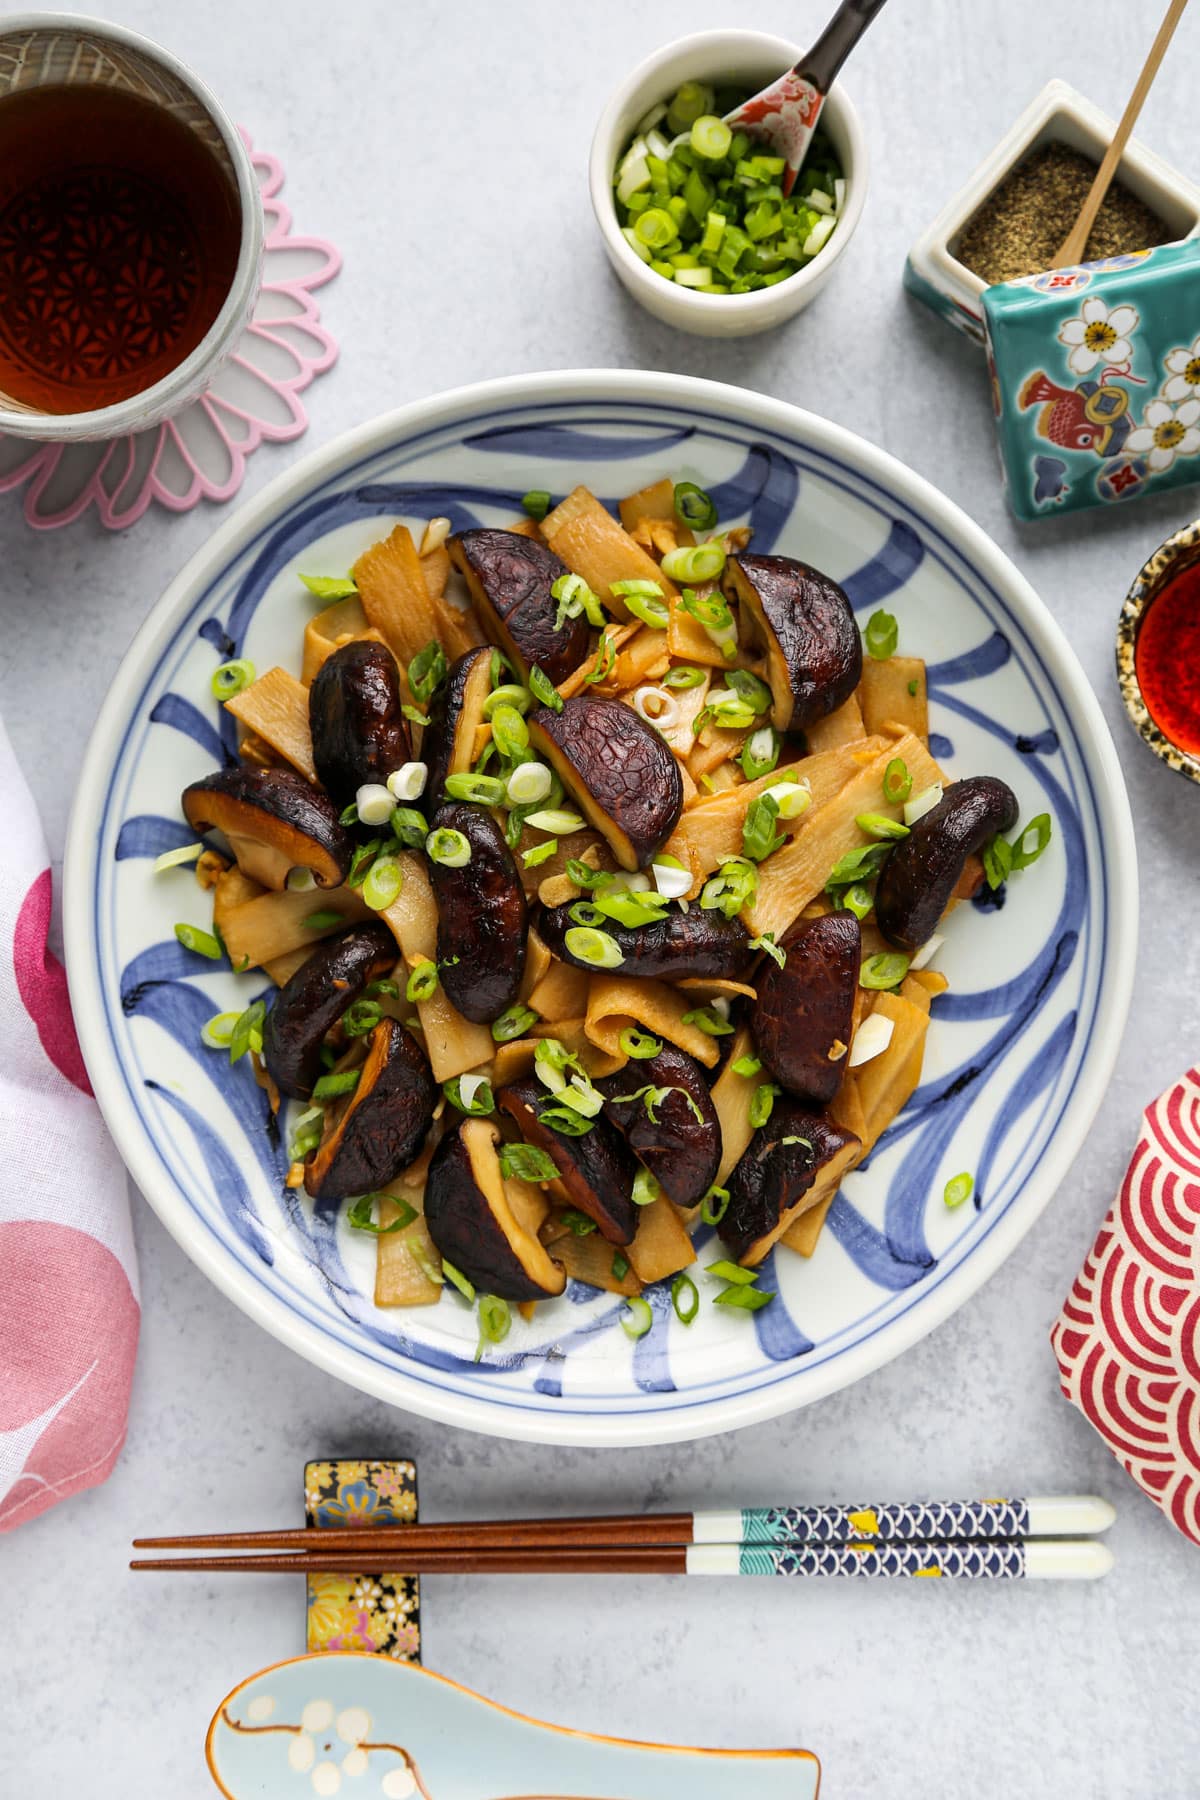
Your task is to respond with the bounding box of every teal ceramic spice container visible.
[982,239,1200,521]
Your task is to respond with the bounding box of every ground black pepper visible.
[956,142,1170,286]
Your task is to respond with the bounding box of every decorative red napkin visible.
[1052,1067,1200,1545]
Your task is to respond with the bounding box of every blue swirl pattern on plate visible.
[81,391,1114,1440]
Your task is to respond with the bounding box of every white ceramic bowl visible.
[64,370,1136,1447]
[589,29,868,338]
[0,13,263,442]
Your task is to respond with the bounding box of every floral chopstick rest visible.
[981,239,1200,521]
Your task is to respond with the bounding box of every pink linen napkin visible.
[0,718,137,1530]
[1052,1067,1200,1546]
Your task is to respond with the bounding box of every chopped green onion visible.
[620,588,670,629]
[907,678,920,697]
[634,204,676,250]
[731,1054,762,1078]
[154,841,205,874]
[691,113,732,160]
[200,1010,240,1050]
[983,835,1013,890]
[944,1171,974,1209]
[342,998,382,1037]
[762,778,811,821]
[345,839,381,889]
[491,1002,539,1043]
[714,1283,775,1312]
[661,540,727,583]
[477,1294,511,1350]
[506,761,553,807]
[860,952,910,991]
[700,855,757,918]
[401,704,428,727]
[390,807,428,849]
[673,481,718,531]
[743,793,786,862]
[864,609,899,660]
[522,489,552,520]
[408,640,447,704]
[855,812,910,841]
[749,1082,781,1128]
[444,772,506,806]
[442,1258,475,1301]
[680,1005,734,1037]
[299,573,357,601]
[569,901,605,928]
[560,1208,598,1236]
[489,648,513,689]
[313,1068,361,1102]
[612,1251,631,1281]
[700,1184,731,1225]
[825,843,892,889]
[425,829,471,869]
[499,1143,559,1184]
[301,908,343,931]
[584,632,618,685]
[663,664,706,689]
[619,1026,663,1060]
[632,1166,662,1207]
[339,802,360,826]
[443,1074,494,1117]
[725,668,772,712]
[174,923,222,959]
[840,883,875,922]
[621,1296,654,1339]
[883,757,912,804]
[741,726,780,781]
[671,1272,700,1325]
[590,888,668,928]
[749,932,785,968]
[565,858,614,890]
[538,1103,594,1136]
[347,1193,417,1235]
[706,1258,757,1285]
[1010,813,1052,871]
[525,808,585,835]
[362,855,404,910]
[522,838,559,868]
[288,1104,324,1161]
[483,683,533,718]
[405,959,439,1002]
[490,707,531,765]
[364,978,400,1000]
[551,571,606,631]
[528,666,563,712]
[564,926,625,970]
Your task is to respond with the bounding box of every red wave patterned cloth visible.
[1052,1067,1200,1546]
[0,718,137,1530]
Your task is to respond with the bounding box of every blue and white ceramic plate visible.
[206,1653,820,1798]
[63,371,1137,1446]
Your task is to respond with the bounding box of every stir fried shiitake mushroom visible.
[171,476,1050,1344]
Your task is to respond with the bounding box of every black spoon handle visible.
[797,0,889,94]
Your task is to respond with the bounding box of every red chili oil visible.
[1135,560,1200,758]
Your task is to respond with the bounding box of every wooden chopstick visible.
[129,1538,1114,1581]
[132,1495,1115,1556]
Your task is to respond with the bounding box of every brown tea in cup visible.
[0,82,241,414]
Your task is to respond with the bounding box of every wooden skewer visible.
[1053,0,1190,268]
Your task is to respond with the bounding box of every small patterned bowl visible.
[1116,517,1200,785]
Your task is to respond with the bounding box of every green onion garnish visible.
[590,888,668,929]
[528,665,563,712]
[731,1054,762,1078]
[671,1272,699,1325]
[522,489,552,521]
[680,1006,734,1037]
[706,1258,757,1286]
[444,772,506,806]
[569,901,605,928]
[612,1251,631,1281]
[566,859,614,890]
[714,1283,775,1312]
[749,1082,780,1128]
[619,1026,662,1060]
[741,726,780,781]
[347,1193,417,1235]
[673,481,717,532]
[484,683,533,718]
[299,573,357,600]
[491,1002,539,1043]
[749,931,785,968]
[154,841,205,874]
[743,793,786,863]
[691,114,733,160]
[425,829,471,869]
[883,757,912,805]
[839,883,874,922]
[313,1068,361,1102]
[522,838,559,869]
[174,923,222,959]
[442,1074,495,1116]
[301,908,343,930]
[408,640,447,704]
[498,1142,559,1184]
[983,835,1013,890]
[700,1184,731,1226]
[405,960,439,1002]
[560,1208,599,1236]
[860,953,910,991]
[619,588,670,630]
[864,609,899,660]
[339,802,360,826]
[699,855,757,918]
[1010,813,1053,871]
[621,1296,654,1339]
[200,1010,240,1050]
[525,808,585,835]
[944,1171,974,1209]
[855,812,910,842]
[662,663,707,689]
[661,541,726,584]
[362,855,403,911]
[551,571,606,631]
[390,807,428,849]
[476,1294,511,1351]
[538,1104,594,1136]
[632,1166,661,1207]
[825,843,892,889]
[442,1258,475,1301]
[564,926,625,970]
[401,705,428,727]
[342,998,382,1038]
[345,839,381,889]
[584,633,618,685]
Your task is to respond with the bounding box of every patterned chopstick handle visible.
[733,1499,1030,1545]
[737,1541,1027,1579]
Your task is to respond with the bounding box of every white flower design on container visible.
[1162,333,1200,403]
[223,1694,428,1797]
[1057,297,1139,375]
[1126,397,1200,471]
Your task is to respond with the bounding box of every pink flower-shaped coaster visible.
[1052,1066,1200,1547]
[0,131,340,531]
